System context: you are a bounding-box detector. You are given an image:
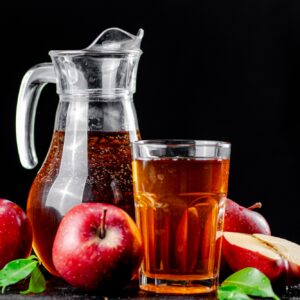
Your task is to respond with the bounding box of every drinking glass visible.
[132,140,231,294]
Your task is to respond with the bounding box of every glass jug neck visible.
[54,92,138,134]
[59,91,133,101]
[51,53,141,96]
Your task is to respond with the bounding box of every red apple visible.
[222,232,285,282]
[0,199,33,269]
[223,198,271,235]
[52,203,143,291]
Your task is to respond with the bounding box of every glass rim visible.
[132,139,231,149]
[49,49,142,57]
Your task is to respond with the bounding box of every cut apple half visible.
[222,232,285,282]
[254,234,300,283]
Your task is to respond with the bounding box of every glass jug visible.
[16,28,143,276]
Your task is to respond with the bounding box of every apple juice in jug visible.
[16,28,144,275]
[27,129,140,275]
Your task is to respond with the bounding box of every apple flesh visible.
[223,198,271,235]
[222,232,300,284]
[0,199,33,269]
[52,203,143,292]
[254,234,300,284]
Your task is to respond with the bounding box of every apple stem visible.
[248,202,262,210]
[99,209,107,239]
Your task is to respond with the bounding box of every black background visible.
[0,1,298,243]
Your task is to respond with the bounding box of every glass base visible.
[139,273,218,295]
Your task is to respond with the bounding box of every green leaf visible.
[26,255,39,261]
[218,285,252,300]
[20,265,46,294]
[0,258,38,293]
[220,267,280,300]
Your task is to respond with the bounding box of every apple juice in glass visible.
[132,140,231,294]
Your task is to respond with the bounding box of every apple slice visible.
[175,207,200,273]
[254,234,300,283]
[222,232,285,282]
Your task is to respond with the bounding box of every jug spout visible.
[49,28,144,95]
[86,27,144,52]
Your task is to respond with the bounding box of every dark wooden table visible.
[0,277,299,300]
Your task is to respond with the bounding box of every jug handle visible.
[16,63,56,169]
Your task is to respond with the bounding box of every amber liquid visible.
[132,158,230,294]
[27,130,138,276]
